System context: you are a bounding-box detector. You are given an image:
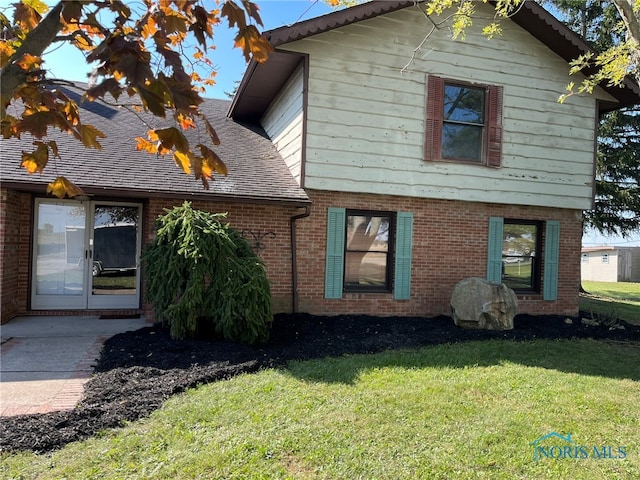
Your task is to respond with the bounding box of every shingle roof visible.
[1,84,310,206]
[229,0,640,120]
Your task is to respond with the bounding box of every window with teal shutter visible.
[394,212,414,300]
[543,221,560,301]
[325,207,346,299]
[487,217,504,283]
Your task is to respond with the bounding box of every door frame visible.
[30,198,143,310]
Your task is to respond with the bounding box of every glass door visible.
[31,200,87,309]
[88,203,141,309]
[31,199,142,310]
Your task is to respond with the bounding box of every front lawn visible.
[580,281,640,325]
[2,339,639,479]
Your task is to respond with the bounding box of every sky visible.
[31,0,640,247]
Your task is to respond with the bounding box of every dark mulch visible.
[1,312,638,453]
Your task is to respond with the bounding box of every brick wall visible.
[0,189,32,323]
[143,198,302,319]
[294,189,582,317]
[1,188,581,322]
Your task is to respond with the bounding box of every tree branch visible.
[612,0,640,46]
[0,2,64,112]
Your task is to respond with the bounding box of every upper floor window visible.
[426,75,503,167]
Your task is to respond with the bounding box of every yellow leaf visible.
[198,144,228,175]
[173,151,191,174]
[20,143,49,173]
[23,0,49,15]
[47,176,86,199]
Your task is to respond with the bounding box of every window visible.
[601,254,609,264]
[501,221,541,291]
[487,218,559,300]
[426,75,503,167]
[325,208,414,299]
[581,253,589,263]
[344,212,393,291]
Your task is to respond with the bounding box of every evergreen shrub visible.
[142,202,272,344]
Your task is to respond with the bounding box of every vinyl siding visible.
[280,4,614,210]
[261,64,304,184]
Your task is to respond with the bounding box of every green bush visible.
[142,202,272,344]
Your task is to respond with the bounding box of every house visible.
[1,1,639,323]
[581,246,640,282]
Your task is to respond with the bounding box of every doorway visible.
[31,199,142,310]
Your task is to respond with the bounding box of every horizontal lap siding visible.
[261,65,304,184]
[282,4,606,210]
[295,189,582,317]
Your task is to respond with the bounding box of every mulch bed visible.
[1,312,638,453]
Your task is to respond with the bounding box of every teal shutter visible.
[543,221,560,301]
[394,212,414,300]
[325,207,346,299]
[487,217,504,283]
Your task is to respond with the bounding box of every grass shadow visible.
[283,337,640,385]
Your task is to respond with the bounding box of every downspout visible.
[290,205,311,313]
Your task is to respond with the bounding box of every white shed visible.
[581,246,640,282]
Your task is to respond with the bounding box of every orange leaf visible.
[176,113,196,130]
[173,151,191,174]
[141,18,158,39]
[135,136,159,154]
[0,42,16,68]
[14,53,42,71]
[234,25,273,63]
[47,176,86,199]
[198,144,228,175]
[78,124,106,149]
[20,142,49,173]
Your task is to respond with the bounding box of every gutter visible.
[290,204,312,313]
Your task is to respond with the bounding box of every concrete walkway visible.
[0,315,147,417]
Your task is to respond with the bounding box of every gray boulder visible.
[450,277,517,330]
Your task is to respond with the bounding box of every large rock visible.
[450,277,517,330]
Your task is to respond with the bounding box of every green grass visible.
[2,339,639,479]
[580,281,640,325]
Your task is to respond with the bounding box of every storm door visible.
[31,199,142,310]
